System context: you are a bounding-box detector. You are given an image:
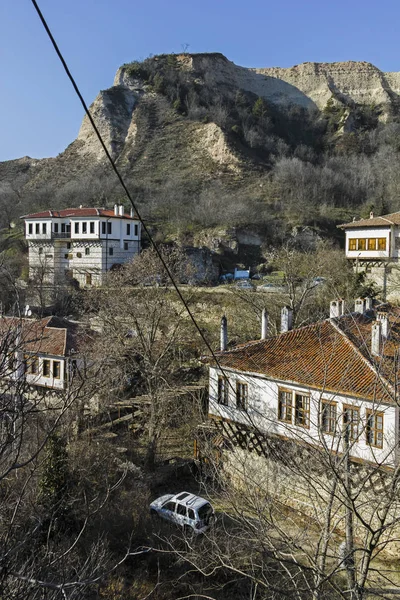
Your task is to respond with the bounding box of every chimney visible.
[364,297,373,311]
[377,312,390,338]
[330,299,344,318]
[370,211,374,219]
[119,204,124,216]
[220,315,228,351]
[371,321,381,356]
[114,204,118,216]
[281,306,293,333]
[261,308,268,340]
[354,298,365,314]
[130,207,134,218]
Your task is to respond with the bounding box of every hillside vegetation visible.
[1,53,400,248]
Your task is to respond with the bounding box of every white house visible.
[22,204,141,287]
[338,211,399,261]
[0,315,82,393]
[338,211,400,300]
[208,301,400,467]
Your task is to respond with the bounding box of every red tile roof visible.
[0,317,82,357]
[338,211,400,229]
[21,208,138,220]
[211,313,398,403]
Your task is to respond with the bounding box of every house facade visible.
[0,316,83,393]
[339,211,400,299]
[22,204,141,287]
[208,302,400,467]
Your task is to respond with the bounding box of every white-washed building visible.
[22,204,141,287]
[0,315,83,392]
[207,302,400,467]
[339,211,400,299]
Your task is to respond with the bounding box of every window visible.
[61,223,66,233]
[278,388,293,423]
[109,247,114,256]
[217,376,229,406]
[295,393,310,428]
[76,252,82,258]
[64,253,69,259]
[164,502,176,512]
[74,222,79,234]
[101,222,106,235]
[25,355,38,375]
[90,222,95,234]
[82,222,87,234]
[236,381,247,410]
[367,238,377,251]
[176,504,186,516]
[35,223,40,234]
[124,241,129,250]
[42,223,47,234]
[86,273,92,285]
[45,254,53,259]
[28,223,33,234]
[85,247,90,256]
[54,223,59,233]
[107,222,112,235]
[321,401,337,435]
[66,242,71,249]
[188,508,195,520]
[38,247,43,255]
[358,238,366,251]
[126,224,131,235]
[343,405,360,441]
[366,410,384,448]
[378,238,386,251]
[42,359,51,377]
[134,224,138,237]
[348,238,356,251]
[53,361,61,379]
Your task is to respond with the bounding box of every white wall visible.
[209,367,398,467]
[345,228,391,259]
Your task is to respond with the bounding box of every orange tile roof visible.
[212,313,397,403]
[0,317,81,357]
[21,208,138,220]
[338,211,400,229]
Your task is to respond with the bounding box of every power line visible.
[29,0,227,371]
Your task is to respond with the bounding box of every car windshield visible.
[197,503,213,520]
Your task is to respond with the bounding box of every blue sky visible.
[1,0,399,162]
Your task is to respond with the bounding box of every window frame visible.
[134,224,138,237]
[236,381,248,411]
[86,273,92,285]
[294,393,310,429]
[348,238,356,251]
[82,222,87,234]
[366,409,384,449]
[90,221,95,234]
[54,223,59,233]
[42,359,51,378]
[217,376,229,406]
[101,222,106,235]
[378,238,386,251]
[74,222,79,234]
[53,361,61,379]
[109,247,114,256]
[126,223,131,236]
[35,223,40,234]
[124,241,129,250]
[28,223,33,235]
[343,404,360,442]
[320,400,337,435]
[278,387,293,423]
[107,222,112,235]
[85,247,90,256]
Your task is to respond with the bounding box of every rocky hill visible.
[2,52,400,253]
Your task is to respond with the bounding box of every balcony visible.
[52,232,72,239]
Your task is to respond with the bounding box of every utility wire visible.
[30,0,228,371]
